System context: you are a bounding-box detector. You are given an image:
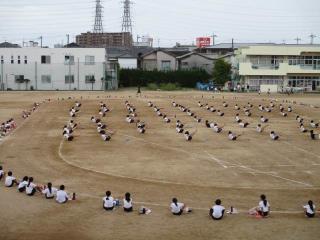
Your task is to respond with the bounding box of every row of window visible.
[12,75,96,84]
[0,55,95,65]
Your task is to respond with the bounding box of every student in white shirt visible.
[170,198,191,215]
[235,114,241,123]
[42,182,57,199]
[209,199,225,220]
[228,131,237,141]
[299,124,308,133]
[257,194,270,217]
[270,131,279,140]
[26,177,37,196]
[238,120,249,128]
[5,171,18,187]
[56,185,69,204]
[310,120,319,128]
[103,191,115,211]
[217,110,224,117]
[213,123,223,133]
[184,131,193,141]
[0,166,4,180]
[18,176,29,192]
[260,116,268,123]
[303,200,315,218]
[123,192,133,212]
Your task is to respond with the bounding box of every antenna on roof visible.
[294,37,301,45]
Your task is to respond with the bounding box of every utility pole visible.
[294,37,301,44]
[66,34,70,46]
[309,33,317,44]
[40,36,43,48]
[211,33,217,45]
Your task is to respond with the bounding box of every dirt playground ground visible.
[0,90,320,240]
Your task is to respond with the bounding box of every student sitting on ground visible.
[303,200,316,218]
[299,124,308,133]
[310,130,320,140]
[280,110,287,117]
[228,131,238,141]
[163,115,171,123]
[170,198,192,216]
[25,177,39,196]
[244,110,252,117]
[234,104,240,110]
[209,106,216,112]
[222,102,228,107]
[63,131,74,141]
[270,131,279,140]
[0,166,4,180]
[126,115,134,123]
[217,110,224,117]
[310,120,319,128]
[287,106,292,112]
[56,185,69,204]
[123,192,133,212]
[103,191,116,211]
[260,116,268,123]
[238,120,249,128]
[5,171,18,187]
[42,182,57,199]
[213,123,223,133]
[235,114,241,123]
[257,194,270,217]
[17,176,29,192]
[209,199,225,220]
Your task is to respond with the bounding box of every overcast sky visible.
[0,0,319,47]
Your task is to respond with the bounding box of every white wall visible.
[118,58,137,69]
[0,47,106,90]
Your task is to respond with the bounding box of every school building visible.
[237,44,320,91]
[0,47,118,91]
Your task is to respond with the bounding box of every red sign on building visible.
[196,37,211,48]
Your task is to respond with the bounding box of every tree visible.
[212,59,231,85]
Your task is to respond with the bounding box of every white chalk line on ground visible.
[58,135,318,189]
[205,151,229,168]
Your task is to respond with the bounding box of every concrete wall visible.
[0,48,106,90]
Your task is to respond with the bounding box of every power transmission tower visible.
[309,33,317,44]
[93,0,104,33]
[121,0,133,35]
[294,37,301,44]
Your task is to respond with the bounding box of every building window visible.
[1,56,3,64]
[14,75,24,82]
[11,56,14,64]
[161,61,171,71]
[65,75,74,84]
[85,55,95,65]
[24,56,27,64]
[18,56,21,64]
[65,55,75,65]
[41,75,51,84]
[41,55,51,64]
[85,75,95,83]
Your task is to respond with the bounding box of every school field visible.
[0,90,320,240]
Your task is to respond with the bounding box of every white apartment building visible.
[237,44,320,91]
[0,47,108,90]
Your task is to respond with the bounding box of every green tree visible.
[212,59,231,85]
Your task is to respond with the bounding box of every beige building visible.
[237,44,320,91]
[76,32,132,48]
[176,52,214,74]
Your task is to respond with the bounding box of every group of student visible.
[63,102,81,141]
[0,164,317,218]
[0,166,74,204]
[125,101,146,134]
[148,101,171,124]
[91,102,114,141]
[22,102,40,119]
[69,101,81,118]
[296,116,320,140]
[0,118,16,139]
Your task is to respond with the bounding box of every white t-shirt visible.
[211,205,225,218]
[0,170,4,178]
[103,196,114,208]
[42,187,58,198]
[304,204,315,214]
[56,190,68,203]
[18,180,28,189]
[259,200,270,213]
[123,198,133,209]
[228,133,235,140]
[170,202,183,214]
[26,182,37,195]
[5,176,16,186]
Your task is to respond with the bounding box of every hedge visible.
[119,69,211,88]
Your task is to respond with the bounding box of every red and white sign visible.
[196,37,211,48]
